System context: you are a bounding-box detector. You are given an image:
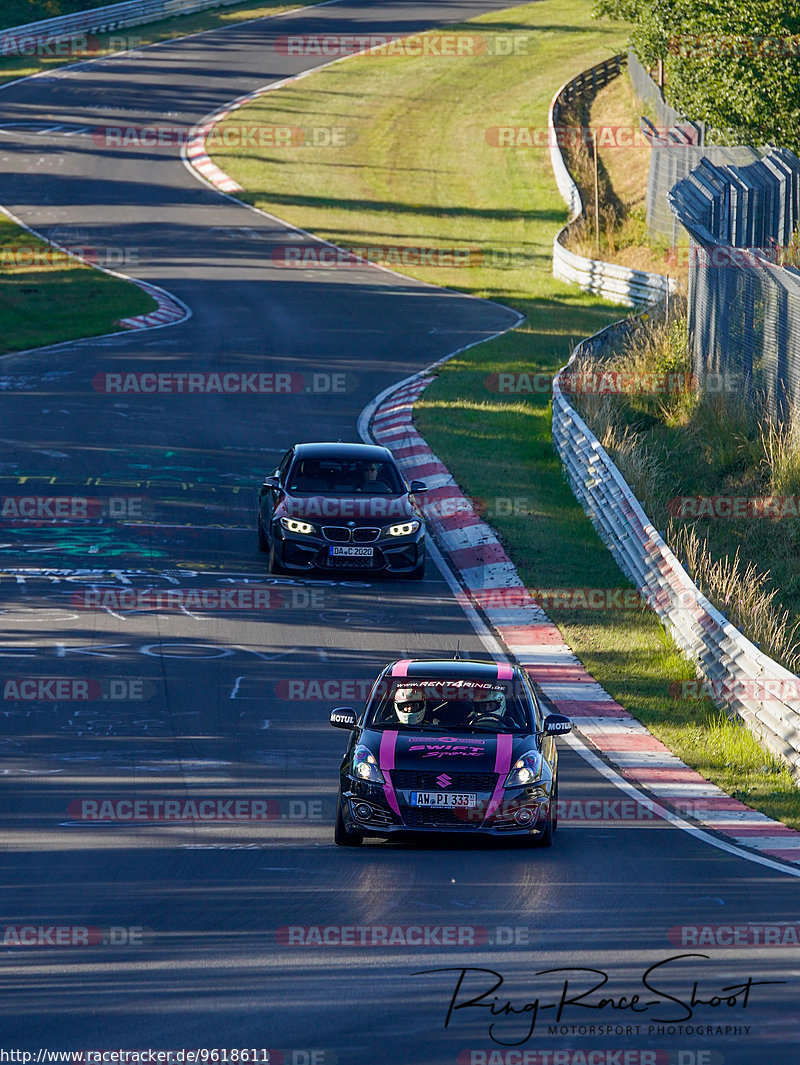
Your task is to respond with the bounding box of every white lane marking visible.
[361,402,800,881]
[564,731,800,878]
[230,676,244,699]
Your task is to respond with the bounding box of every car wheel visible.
[257,516,269,553]
[268,538,285,575]
[334,793,363,847]
[530,791,554,848]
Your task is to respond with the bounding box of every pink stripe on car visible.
[379,729,401,815]
[484,733,514,820]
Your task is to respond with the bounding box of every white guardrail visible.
[0,0,245,52]
[552,323,800,780]
[549,56,676,308]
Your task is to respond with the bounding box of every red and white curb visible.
[185,114,244,194]
[118,278,190,330]
[0,205,190,339]
[182,61,328,196]
[368,372,800,870]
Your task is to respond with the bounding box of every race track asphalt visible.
[0,3,798,1062]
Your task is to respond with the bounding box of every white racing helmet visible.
[394,686,425,725]
[471,688,507,720]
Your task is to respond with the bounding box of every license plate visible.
[409,792,476,808]
[329,546,374,557]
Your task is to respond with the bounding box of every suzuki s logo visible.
[436,773,452,788]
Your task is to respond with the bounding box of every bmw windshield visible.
[287,457,406,495]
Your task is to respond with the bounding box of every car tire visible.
[268,539,285,575]
[530,788,555,848]
[257,516,269,553]
[334,794,363,847]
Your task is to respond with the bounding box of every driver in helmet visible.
[394,686,426,725]
[469,688,507,725]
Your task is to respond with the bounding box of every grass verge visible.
[0,213,156,353]
[0,2,321,350]
[575,301,800,677]
[207,0,800,824]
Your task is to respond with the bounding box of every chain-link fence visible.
[627,49,767,246]
[669,148,800,420]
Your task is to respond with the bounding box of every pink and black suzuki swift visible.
[330,658,571,847]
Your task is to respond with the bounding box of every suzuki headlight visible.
[504,750,543,788]
[280,517,314,535]
[386,520,421,537]
[352,744,385,784]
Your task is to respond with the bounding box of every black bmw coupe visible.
[258,441,427,578]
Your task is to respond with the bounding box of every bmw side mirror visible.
[543,714,572,736]
[409,480,428,493]
[262,475,280,490]
[330,706,358,730]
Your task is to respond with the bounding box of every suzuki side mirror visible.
[542,714,572,736]
[330,707,358,730]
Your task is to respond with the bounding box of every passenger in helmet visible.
[470,688,507,725]
[394,687,426,725]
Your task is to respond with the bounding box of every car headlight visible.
[386,520,421,537]
[352,744,385,784]
[504,750,543,788]
[280,517,314,535]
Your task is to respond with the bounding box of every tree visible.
[594,0,800,150]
